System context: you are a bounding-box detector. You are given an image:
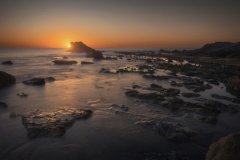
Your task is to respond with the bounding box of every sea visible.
[0,48,239,160]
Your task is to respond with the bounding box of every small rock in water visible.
[110,104,129,113]
[2,60,13,65]
[17,93,28,97]
[10,112,21,118]
[45,77,55,81]
[81,61,93,64]
[23,78,45,85]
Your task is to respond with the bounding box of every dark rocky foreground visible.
[0,71,16,88]
[206,132,240,160]
[19,108,93,138]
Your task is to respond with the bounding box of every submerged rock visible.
[21,108,93,138]
[0,71,16,88]
[206,132,240,160]
[136,120,195,142]
[53,60,77,65]
[23,78,45,85]
[2,60,13,65]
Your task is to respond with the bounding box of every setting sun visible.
[68,44,71,48]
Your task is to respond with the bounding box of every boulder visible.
[206,132,240,160]
[0,71,16,88]
[2,60,13,65]
[23,78,45,85]
[53,60,77,65]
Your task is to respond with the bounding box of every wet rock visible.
[206,132,240,160]
[132,84,141,89]
[2,60,13,65]
[207,79,219,85]
[99,68,112,73]
[0,71,16,88]
[81,61,93,64]
[181,92,200,98]
[45,77,56,81]
[0,102,8,108]
[63,56,68,59]
[10,112,21,118]
[195,98,240,113]
[232,98,240,104]
[211,94,233,101]
[136,120,195,142]
[170,81,183,87]
[17,93,28,97]
[23,78,45,85]
[110,104,129,113]
[21,108,93,138]
[53,60,77,65]
[125,90,165,103]
[160,97,184,111]
[185,84,212,92]
[150,83,163,89]
[142,74,169,80]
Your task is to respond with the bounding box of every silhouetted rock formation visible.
[0,71,16,88]
[68,41,104,59]
[2,61,13,65]
[68,42,95,52]
[53,60,77,65]
[23,78,45,85]
[206,132,240,160]
[185,42,240,58]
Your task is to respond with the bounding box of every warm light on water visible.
[0,48,240,160]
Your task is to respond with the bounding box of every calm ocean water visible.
[0,48,239,160]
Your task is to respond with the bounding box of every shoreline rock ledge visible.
[206,132,240,160]
[67,41,104,59]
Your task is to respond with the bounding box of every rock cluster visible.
[21,108,93,138]
[23,78,45,85]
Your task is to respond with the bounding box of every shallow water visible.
[0,48,240,160]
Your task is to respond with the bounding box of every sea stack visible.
[67,41,104,59]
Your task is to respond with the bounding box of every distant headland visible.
[161,42,240,58]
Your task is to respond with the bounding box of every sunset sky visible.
[0,0,239,49]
